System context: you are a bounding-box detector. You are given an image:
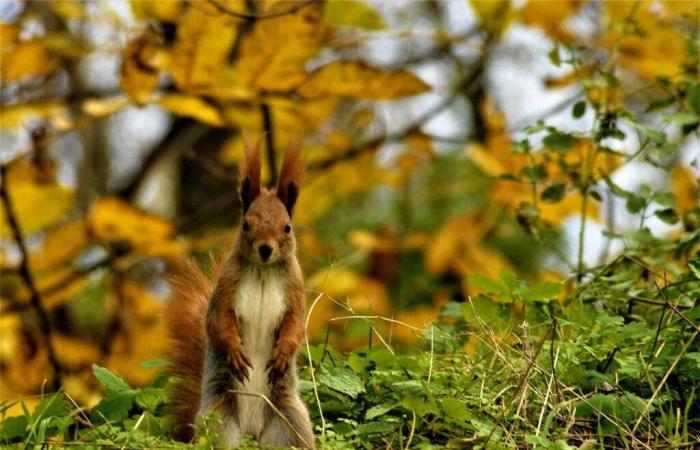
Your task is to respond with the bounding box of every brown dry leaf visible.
[170,1,239,90]
[1,39,60,83]
[235,2,327,92]
[120,26,162,104]
[0,161,74,238]
[520,0,586,42]
[158,94,224,127]
[470,0,515,37]
[298,61,429,100]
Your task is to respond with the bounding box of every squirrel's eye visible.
[284,223,292,234]
[242,220,250,232]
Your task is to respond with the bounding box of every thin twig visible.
[0,164,62,390]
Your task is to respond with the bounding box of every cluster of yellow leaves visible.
[1,23,59,83]
[89,197,187,260]
[0,161,73,238]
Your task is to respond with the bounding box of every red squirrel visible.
[164,135,314,448]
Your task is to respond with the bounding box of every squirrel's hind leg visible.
[259,391,314,449]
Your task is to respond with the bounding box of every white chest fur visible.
[233,269,287,437]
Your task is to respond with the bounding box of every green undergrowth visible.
[1,248,699,449]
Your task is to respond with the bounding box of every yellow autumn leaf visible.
[0,161,74,238]
[0,101,71,130]
[130,0,183,22]
[470,0,515,37]
[1,39,59,82]
[89,196,174,251]
[671,165,699,213]
[605,1,689,79]
[520,0,586,42]
[235,2,327,91]
[322,0,385,30]
[30,220,89,272]
[120,27,162,104]
[539,192,599,226]
[83,96,129,117]
[170,1,239,90]
[53,334,101,368]
[298,61,429,100]
[426,212,510,278]
[158,94,224,126]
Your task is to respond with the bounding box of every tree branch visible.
[115,120,210,199]
[0,164,62,390]
[260,103,278,186]
[206,0,319,20]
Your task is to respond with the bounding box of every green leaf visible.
[33,394,70,421]
[318,367,365,398]
[541,182,566,203]
[625,194,646,214]
[572,101,586,118]
[651,191,676,207]
[461,296,514,331]
[654,208,679,224]
[688,83,700,114]
[135,387,165,413]
[543,131,573,151]
[467,274,507,294]
[93,364,131,394]
[512,139,531,153]
[663,112,699,126]
[365,404,396,420]
[441,397,471,420]
[0,416,28,442]
[139,358,169,369]
[91,390,136,423]
[521,281,561,302]
[498,269,518,291]
[548,46,561,67]
[521,164,547,181]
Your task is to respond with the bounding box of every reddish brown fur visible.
[276,141,305,214]
[165,134,312,447]
[163,260,213,442]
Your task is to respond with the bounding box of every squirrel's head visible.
[237,133,305,265]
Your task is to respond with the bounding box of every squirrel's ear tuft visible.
[276,141,305,216]
[240,131,262,213]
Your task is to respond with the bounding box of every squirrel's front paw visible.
[266,345,293,383]
[227,345,253,383]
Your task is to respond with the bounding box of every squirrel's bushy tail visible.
[164,260,212,442]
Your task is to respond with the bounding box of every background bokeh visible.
[1,0,698,416]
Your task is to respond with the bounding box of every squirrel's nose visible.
[258,244,272,262]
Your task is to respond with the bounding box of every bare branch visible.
[206,0,319,20]
[260,103,278,186]
[0,163,62,390]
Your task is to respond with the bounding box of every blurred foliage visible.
[0,0,699,448]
